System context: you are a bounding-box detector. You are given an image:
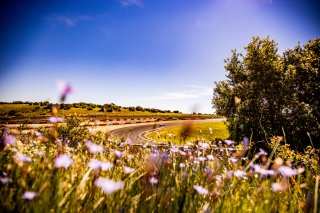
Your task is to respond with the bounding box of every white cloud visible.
[55,16,75,27]
[96,26,113,37]
[141,85,212,101]
[118,0,143,7]
[53,15,94,27]
[188,85,212,96]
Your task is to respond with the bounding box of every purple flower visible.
[89,128,96,133]
[5,135,16,145]
[200,142,210,149]
[271,182,286,192]
[207,155,214,160]
[48,116,64,123]
[251,164,275,176]
[170,146,179,153]
[88,159,113,171]
[101,163,114,171]
[193,159,200,165]
[1,130,16,147]
[114,150,123,158]
[150,153,159,158]
[243,137,249,147]
[216,175,222,182]
[182,171,187,179]
[34,151,45,157]
[85,141,104,154]
[224,140,234,146]
[22,191,37,200]
[15,154,32,162]
[55,154,73,169]
[123,166,135,174]
[229,157,238,163]
[179,163,186,168]
[34,131,42,137]
[149,177,159,185]
[183,145,189,150]
[198,157,207,162]
[193,185,208,195]
[10,148,18,153]
[126,138,132,146]
[66,147,74,152]
[256,148,268,157]
[94,177,124,194]
[233,170,246,178]
[187,142,194,146]
[179,150,186,155]
[56,80,73,102]
[278,166,304,177]
[88,159,101,170]
[0,177,12,184]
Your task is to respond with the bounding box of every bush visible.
[43,104,52,110]
[8,110,18,116]
[57,115,90,146]
[33,106,41,112]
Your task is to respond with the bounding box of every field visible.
[0,120,319,212]
[147,122,229,144]
[1,1,319,212]
[0,103,218,124]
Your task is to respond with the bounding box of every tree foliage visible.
[57,115,89,147]
[212,36,320,150]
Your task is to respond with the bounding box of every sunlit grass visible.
[0,121,319,212]
[147,122,229,144]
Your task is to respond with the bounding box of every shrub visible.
[33,106,41,112]
[57,115,90,146]
[8,110,18,116]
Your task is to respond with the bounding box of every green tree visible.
[281,38,320,148]
[212,36,320,150]
[128,107,135,112]
[136,106,144,111]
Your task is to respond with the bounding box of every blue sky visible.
[0,0,319,113]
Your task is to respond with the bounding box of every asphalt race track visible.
[109,118,225,144]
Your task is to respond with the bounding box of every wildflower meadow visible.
[1,1,319,212]
[1,118,319,212]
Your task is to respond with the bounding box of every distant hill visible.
[0,101,217,124]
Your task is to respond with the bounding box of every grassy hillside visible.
[0,102,219,124]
